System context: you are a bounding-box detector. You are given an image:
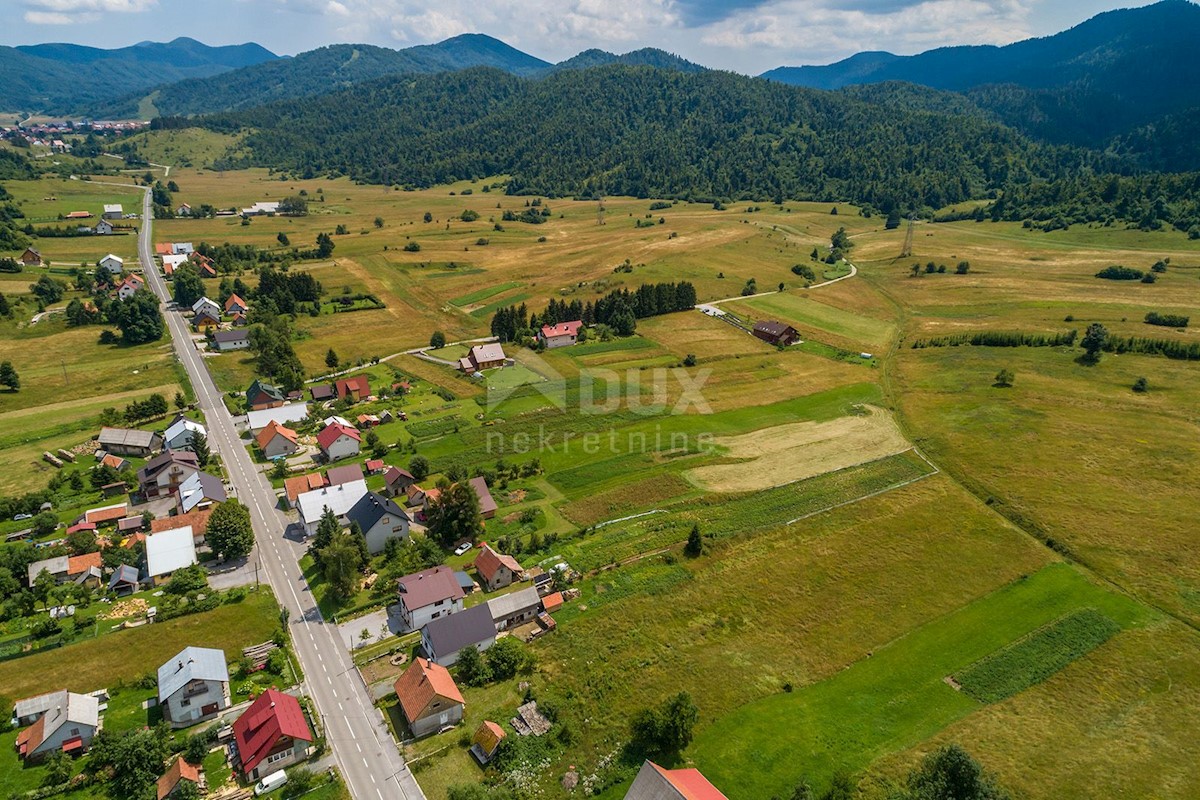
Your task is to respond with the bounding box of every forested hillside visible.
[104,34,550,118]
[764,0,1200,162]
[202,65,1108,214]
[0,37,277,114]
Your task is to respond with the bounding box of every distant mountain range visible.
[0,37,278,115]
[5,1,1200,169]
[762,0,1200,157]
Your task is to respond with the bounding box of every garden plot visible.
[686,405,911,492]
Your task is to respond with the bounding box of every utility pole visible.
[900,217,914,258]
[597,196,605,226]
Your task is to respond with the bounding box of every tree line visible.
[490,281,696,342]
[910,330,1078,349]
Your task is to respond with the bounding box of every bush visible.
[403,241,421,252]
[1144,312,1189,328]
[1095,265,1144,280]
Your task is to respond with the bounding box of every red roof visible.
[68,552,103,575]
[393,657,464,723]
[155,243,173,255]
[232,689,312,776]
[256,420,298,452]
[542,591,564,612]
[334,375,370,400]
[540,320,583,338]
[474,544,522,582]
[157,756,200,800]
[86,504,128,524]
[365,459,385,473]
[317,422,360,451]
[284,473,327,503]
[224,293,247,312]
[150,508,212,538]
[66,521,97,535]
[650,762,729,800]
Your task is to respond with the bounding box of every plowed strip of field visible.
[686,405,910,492]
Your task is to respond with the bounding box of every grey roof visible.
[310,384,334,400]
[397,565,463,611]
[469,476,498,515]
[486,586,542,622]
[347,492,408,534]
[423,603,494,656]
[14,690,65,721]
[246,402,310,433]
[177,471,227,514]
[214,329,249,344]
[27,555,69,585]
[137,449,199,483]
[98,426,160,449]
[157,646,230,703]
[108,564,140,589]
[325,463,365,487]
[454,571,475,592]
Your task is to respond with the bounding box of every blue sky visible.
[1,0,1154,74]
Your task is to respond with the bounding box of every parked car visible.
[254,770,288,796]
[454,541,473,556]
[12,513,32,521]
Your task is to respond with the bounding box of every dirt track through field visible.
[685,405,911,492]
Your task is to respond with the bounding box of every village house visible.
[383,466,417,497]
[296,479,368,537]
[459,342,507,373]
[231,312,248,327]
[346,492,410,554]
[624,760,729,800]
[175,203,192,217]
[487,586,543,631]
[751,320,801,347]
[151,508,212,544]
[192,310,220,334]
[246,402,310,434]
[157,646,231,728]
[102,203,123,220]
[156,243,175,256]
[334,375,371,403]
[246,380,287,412]
[257,420,300,459]
[393,657,465,738]
[99,254,123,275]
[26,552,103,588]
[405,484,429,508]
[231,688,312,781]
[99,453,130,472]
[214,329,249,351]
[240,201,280,218]
[421,603,496,667]
[162,253,188,275]
[93,219,113,235]
[469,476,498,520]
[14,690,100,762]
[117,273,145,300]
[396,565,465,632]
[163,416,205,451]
[309,383,335,402]
[538,320,583,349]
[194,256,217,278]
[98,426,162,457]
[191,296,220,320]
[364,458,385,474]
[156,756,203,800]
[145,525,198,585]
[326,463,365,486]
[83,502,128,527]
[474,544,523,592]
[175,471,226,515]
[224,293,248,316]
[137,450,200,498]
[172,243,194,255]
[283,472,326,509]
[317,421,361,461]
[21,247,42,266]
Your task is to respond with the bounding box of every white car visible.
[12,513,32,521]
[454,542,473,556]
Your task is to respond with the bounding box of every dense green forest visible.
[203,65,1117,214]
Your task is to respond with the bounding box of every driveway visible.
[205,555,260,590]
[337,604,408,650]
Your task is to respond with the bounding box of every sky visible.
[0,0,1156,74]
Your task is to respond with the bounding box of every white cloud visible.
[698,0,1034,68]
[26,0,157,11]
[23,10,76,24]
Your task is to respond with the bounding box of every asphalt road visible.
[134,189,424,800]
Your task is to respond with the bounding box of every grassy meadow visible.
[3,138,1200,800]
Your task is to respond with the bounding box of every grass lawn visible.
[687,564,1150,799]
[0,587,281,699]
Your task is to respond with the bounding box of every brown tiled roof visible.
[156,756,200,800]
[67,552,102,575]
[474,544,522,582]
[150,508,212,538]
[284,473,327,503]
[393,657,464,723]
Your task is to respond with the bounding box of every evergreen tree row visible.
[491,281,695,342]
[910,330,1078,349]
